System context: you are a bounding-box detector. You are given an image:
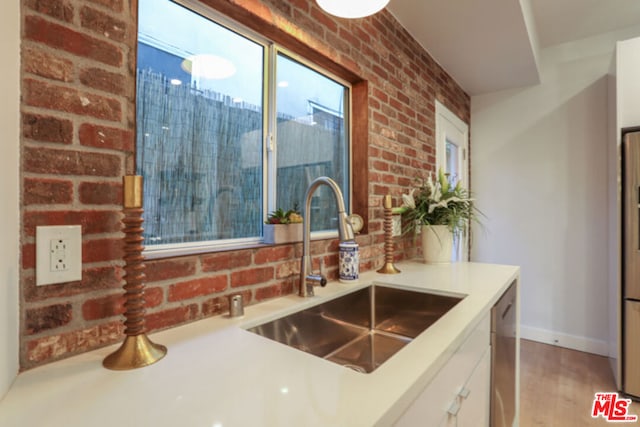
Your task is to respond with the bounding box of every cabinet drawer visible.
[395,313,490,426]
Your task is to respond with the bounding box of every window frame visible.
[138,0,353,259]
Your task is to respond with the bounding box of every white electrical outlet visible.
[36,225,82,286]
[50,238,69,271]
[392,215,402,237]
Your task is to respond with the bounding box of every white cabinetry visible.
[395,313,491,427]
[456,348,490,427]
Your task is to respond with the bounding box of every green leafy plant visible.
[265,204,303,224]
[400,168,481,237]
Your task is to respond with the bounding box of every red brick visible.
[254,246,293,264]
[168,276,228,302]
[83,238,123,263]
[82,293,124,321]
[201,251,251,272]
[145,304,199,332]
[23,79,121,122]
[79,123,134,152]
[309,7,337,32]
[373,184,389,196]
[25,0,74,22]
[25,303,73,335]
[255,281,294,301]
[22,113,73,144]
[78,182,121,205]
[288,0,309,12]
[86,0,123,13]
[79,67,127,96]
[145,258,197,283]
[25,321,124,365]
[338,27,360,50]
[201,295,228,317]
[24,178,73,205]
[372,160,389,172]
[24,266,123,302]
[144,287,164,308]
[23,210,122,237]
[373,87,389,103]
[22,243,35,270]
[82,288,160,321]
[381,150,397,162]
[80,6,127,42]
[22,47,73,82]
[373,111,389,126]
[322,253,339,268]
[24,146,122,177]
[275,259,299,279]
[24,15,123,67]
[230,266,274,288]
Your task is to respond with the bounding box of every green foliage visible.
[265,204,303,224]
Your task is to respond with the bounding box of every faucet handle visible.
[306,258,327,290]
[306,274,327,287]
[318,258,327,287]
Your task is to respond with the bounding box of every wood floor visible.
[519,339,638,426]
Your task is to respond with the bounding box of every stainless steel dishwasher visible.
[490,281,517,427]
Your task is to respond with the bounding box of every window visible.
[435,100,469,261]
[136,0,351,255]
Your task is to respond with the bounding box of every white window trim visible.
[435,100,470,262]
[435,100,469,187]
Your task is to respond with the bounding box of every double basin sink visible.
[247,285,464,373]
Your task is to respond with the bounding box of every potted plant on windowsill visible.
[399,168,481,263]
[263,205,303,244]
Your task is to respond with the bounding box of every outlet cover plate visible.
[36,225,82,286]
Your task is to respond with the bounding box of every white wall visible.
[618,37,640,129]
[471,26,640,356]
[0,0,21,399]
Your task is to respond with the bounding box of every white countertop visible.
[0,261,519,427]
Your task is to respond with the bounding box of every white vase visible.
[421,225,453,263]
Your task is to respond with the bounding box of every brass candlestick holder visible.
[377,195,401,274]
[103,176,167,370]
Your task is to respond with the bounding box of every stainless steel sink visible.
[247,285,464,373]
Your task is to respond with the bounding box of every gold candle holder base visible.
[103,335,167,370]
[377,262,401,274]
[377,195,401,274]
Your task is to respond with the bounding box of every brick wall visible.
[20,0,470,369]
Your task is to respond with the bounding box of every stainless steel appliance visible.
[622,130,640,397]
[490,281,517,427]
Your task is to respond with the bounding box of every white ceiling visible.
[388,0,640,95]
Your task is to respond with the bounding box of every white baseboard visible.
[520,325,609,356]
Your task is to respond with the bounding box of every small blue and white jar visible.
[339,240,359,283]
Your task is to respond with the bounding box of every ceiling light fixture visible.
[316,0,389,18]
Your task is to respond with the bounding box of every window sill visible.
[142,230,339,260]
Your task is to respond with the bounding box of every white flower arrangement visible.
[400,168,480,237]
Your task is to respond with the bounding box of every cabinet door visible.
[457,347,491,427]
[394,314,490,426]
